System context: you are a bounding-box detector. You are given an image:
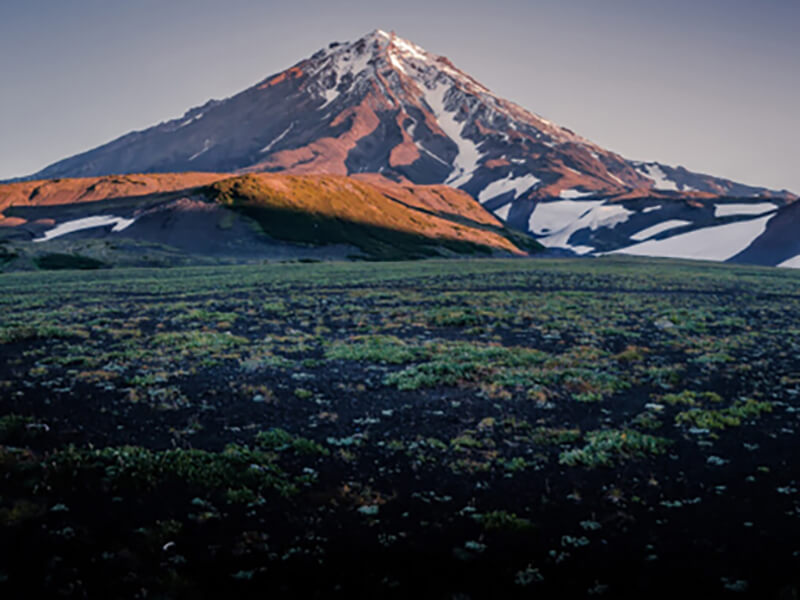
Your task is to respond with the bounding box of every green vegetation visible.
[0,256,796,598]
[559,429,670,468]
[384,341,548,390]
[326,335,422,364]
[675,398,773,430]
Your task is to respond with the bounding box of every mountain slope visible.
[0,172,532,269]
[19,30,797,265]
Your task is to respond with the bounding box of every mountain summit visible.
[22,30,798,263]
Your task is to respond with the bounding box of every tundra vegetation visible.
[0,256,798,598]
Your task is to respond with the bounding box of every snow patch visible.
[778,254,800,269]
[389,53,406,73]
[636,163,678,191]
[188,139,212,162]
[537,203,634,252]
[418,146,449,166]
[478,173,540,204]
[642,205,662,214]
[423,82,483,187]
[260,123,294,153]
[612,215,773,261]
[528,200,605,235]
[178,113,204,128]
[630,220,692,242]
[559,188,594,200]
[494,203,511,221]
[392,37,427,61]
[34,215,136,242]
[317,44,374,109]
[607,172,626,186]
[713,202,778,218]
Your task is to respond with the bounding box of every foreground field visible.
[1,257,798,599]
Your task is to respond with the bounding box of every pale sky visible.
[1,0,798,192]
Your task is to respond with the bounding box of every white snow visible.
[713,202,778,218]
[630,219,692,242]
[418,146,449,166]
[423,82,483,187]
[778,254,800,269]
[317,44,374,109]
[188,139,212,161]
[636,163,679,191]
[528,200,605,235]
[34,215,136,243]
[559,188,594,200]
[389,53,406,73]
[178,113,204,128]
[607,172,626,186]
[537,203,634,252]
[392,37,427,61]
[260,123,294,153]
[494,203,511,221]
[510,158,526,165]
[477,173,540,204]
[642,205,662,214]
[612,215,773,261]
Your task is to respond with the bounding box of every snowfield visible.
[538,203,634,254]
[34,216,136,243]
[713,202,778,218]
[478,173,540,204]
[630,220,692,242]
[558,188,595,200]
[528,199,605,236]
[611,215,773,261]
[635,163,679,191]
[778,254,800,269]
[260,124,294,153]
[493,203,511,221]
[423,82,483,188]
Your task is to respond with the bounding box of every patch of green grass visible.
[559,429,670,468]
[531,427,582,445]
[326,335,423,364]
[675,398,773,430]
[0,324,76,344]
[662,390,723,406]
[255,428,329,456]
[385,342,548,390]
[426,307,483,327]
[43,443,312,500]
[151,330,248,355]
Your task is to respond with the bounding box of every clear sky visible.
[1,0,798,192]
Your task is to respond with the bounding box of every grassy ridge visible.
[209,173,531,259]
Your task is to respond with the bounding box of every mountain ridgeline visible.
[3,30,798,267]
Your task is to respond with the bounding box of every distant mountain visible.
[0,172,534,269]
[12,30,799,266]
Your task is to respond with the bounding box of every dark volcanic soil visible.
[0,257,798,599]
